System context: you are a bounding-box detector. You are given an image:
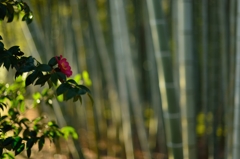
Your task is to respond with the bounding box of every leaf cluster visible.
[0,79,78,158]
[0,0,33,23]
[0,36,90,103]
[0,106,77,158]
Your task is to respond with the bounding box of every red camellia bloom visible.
[55,55,72,77]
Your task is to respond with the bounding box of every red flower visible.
[55,55,72,77]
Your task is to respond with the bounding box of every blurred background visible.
[0,0,238,159]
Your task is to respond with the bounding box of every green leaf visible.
[4,59,10,70]
[12,137,22,150]
[61,126,78,140]
[20,118,30,126]
[48,57,57,66]
[3,137,14,147]
[15,71,23,79]
[2,124,13,133]
[0,4,7,20]
[51,73,58,85]
[78,89,87,95]
[65,88,78,101]
[27,148,31,158]
[18,65,35,73]
[56,83,68,96]
[25,71,39,87]
[35,74,51,86]
[56,72,66,82]
[15,143,24,156]
[67,79,78,85]
[36,64,52,72]
[0,115,8,121]
[0,41,4,51]
[78,85,91,93]
[48,121,59,128]
[33,116,44,124]
[38,136,45,151]
[73,95,78,102]
[6,3,14,23]
[8,46,20,54]
[26,139,34,150]
[9,56,18,68]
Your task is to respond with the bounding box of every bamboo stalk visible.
[110,0,152,158]
[176,0,197,158]
[232,1,240,158]
[145,0,183,158]
[226,0,237,158]
[144,5,167,154]
[109,1,134,158]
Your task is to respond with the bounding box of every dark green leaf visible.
[4,59,11,70]
[25,71,39,86]
[56,83,68,96]
[18,65,35,73]
[56,72,66,82]
[0,115,8,121]
[0,41,4,51]
[0,148,2,156]
[0,3,7,20]
[6,3,14,23]
[73,95,78,102]
[15,143,24,156]
[9,56,18,68]
[65,88,78,101]
[29,131,37,138]
[20,118,29,125]
[3,137,14,147]
[48,57,57,66]
[78,85,91,93]
[27,148,31,158]
[2,124,13,133]
[8,46,20,54]
[12,137,22,150]
[51,73,58,85]
[23,129,30,138]
[15,71,23,79]
[38,136,45,151]
[26,139,34,150]
[35,74,51,86]
[78,89,86,95]
[36,64,52,72]
[67,79,78,85]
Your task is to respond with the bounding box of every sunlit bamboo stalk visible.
[144,6,167,154]
[145,0,183,158]
[177,0,197,158]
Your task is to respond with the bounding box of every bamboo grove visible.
[0,0,239,159]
